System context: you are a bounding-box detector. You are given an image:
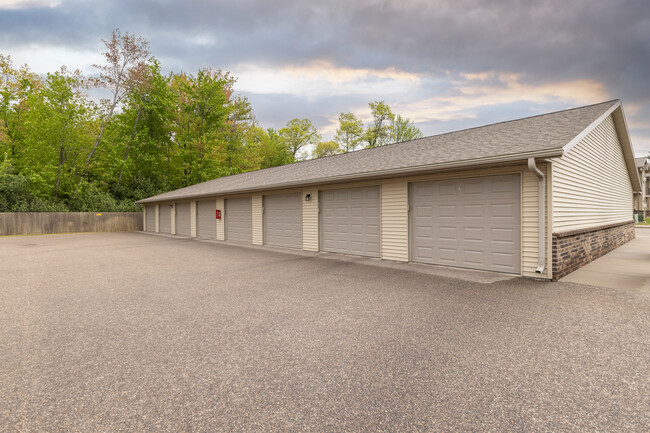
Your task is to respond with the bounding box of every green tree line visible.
[0,30,422,212]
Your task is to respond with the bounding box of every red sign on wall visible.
[216,209,222,220]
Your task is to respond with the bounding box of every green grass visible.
[636,217,650,225]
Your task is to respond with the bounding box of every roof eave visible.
[136,149,564,204]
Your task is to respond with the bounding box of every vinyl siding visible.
[552,115,633,232]
[155,204,159,232]
[252,194,263,245]
[302,190,318,251]
[521,165,551,279]
[190,201,197,237]
[170,204,176,235]
[380,181,408,262]
[216,198,225,241]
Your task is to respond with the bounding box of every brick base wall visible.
[552,221,635,281]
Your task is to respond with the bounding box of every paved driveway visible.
[561,227,650,291]
[1,233,648,432]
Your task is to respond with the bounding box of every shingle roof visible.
[636,157,648,168]
[138,100,620,204]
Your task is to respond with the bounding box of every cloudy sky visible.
[1,0,649,156]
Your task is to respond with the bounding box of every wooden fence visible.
[0,212,143,236]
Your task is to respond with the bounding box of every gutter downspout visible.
[528,158,546,274]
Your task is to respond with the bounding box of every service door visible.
[159,203,171,234]
[411,174,521,274]
[196,200,216,239]
[175,202,191,236]
[145,205,156,232]
[264,193,302,249]
[320,186,380,257]
[225,197,252,243]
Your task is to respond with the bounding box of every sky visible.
[1,0,649,156]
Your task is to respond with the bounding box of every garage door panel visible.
[438,182,456,195]
[462,204,484,217]
[145,205,156,232]
[175,202,191,236]
[159,203,171,234]
[492,251,516,268]
[366,225,379,236]
[438,205,457,218]
[412,175,521,274]
[492,203,516,218]
[226,197,252,243]
[493,178,516,193]
[464,180,484,194]
[438,247,458,263]
[197,200,216,239]
[492,227,516,244]
[321,186,380,258]
[264,193,302,249]
[464,227,484,242]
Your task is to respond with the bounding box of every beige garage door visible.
[411,174,521,274]
[196,200,216,239]
[264,193,302,249]
[159,203,171,234]
[226,197,252,243]
[321,186,380,257]
[145,205,156,232]
[175,202,191,236]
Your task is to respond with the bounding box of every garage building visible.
[138,100,641,280]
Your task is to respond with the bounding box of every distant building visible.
[635,156,649,217]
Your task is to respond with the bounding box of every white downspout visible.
[528,158,546,274]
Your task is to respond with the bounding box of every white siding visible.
[252,194,263,245]
[190,201,197,237]
[216,198,225,241]
[170,203,176,235]
[521,165,551,279]
[552,115,633,232]
[381,181,408,262]
[155,204,159,232]
[302,190,318,251]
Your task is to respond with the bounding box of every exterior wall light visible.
[305,193,311,202]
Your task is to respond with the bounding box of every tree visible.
[279,118,321,160]
[221,93,256,174]
[334,112,363,152]
[1,32,312,212]
[0,54,43,160]
[364,101,394,148]
[85,29,150,167]
[18,67,94,202]
[391,115,423,143]
[256,128,294,168]
[106,58,175,196]
[312,140,340,159]
[171,68,232,186]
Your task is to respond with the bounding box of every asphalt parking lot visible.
[1,232,648,432]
